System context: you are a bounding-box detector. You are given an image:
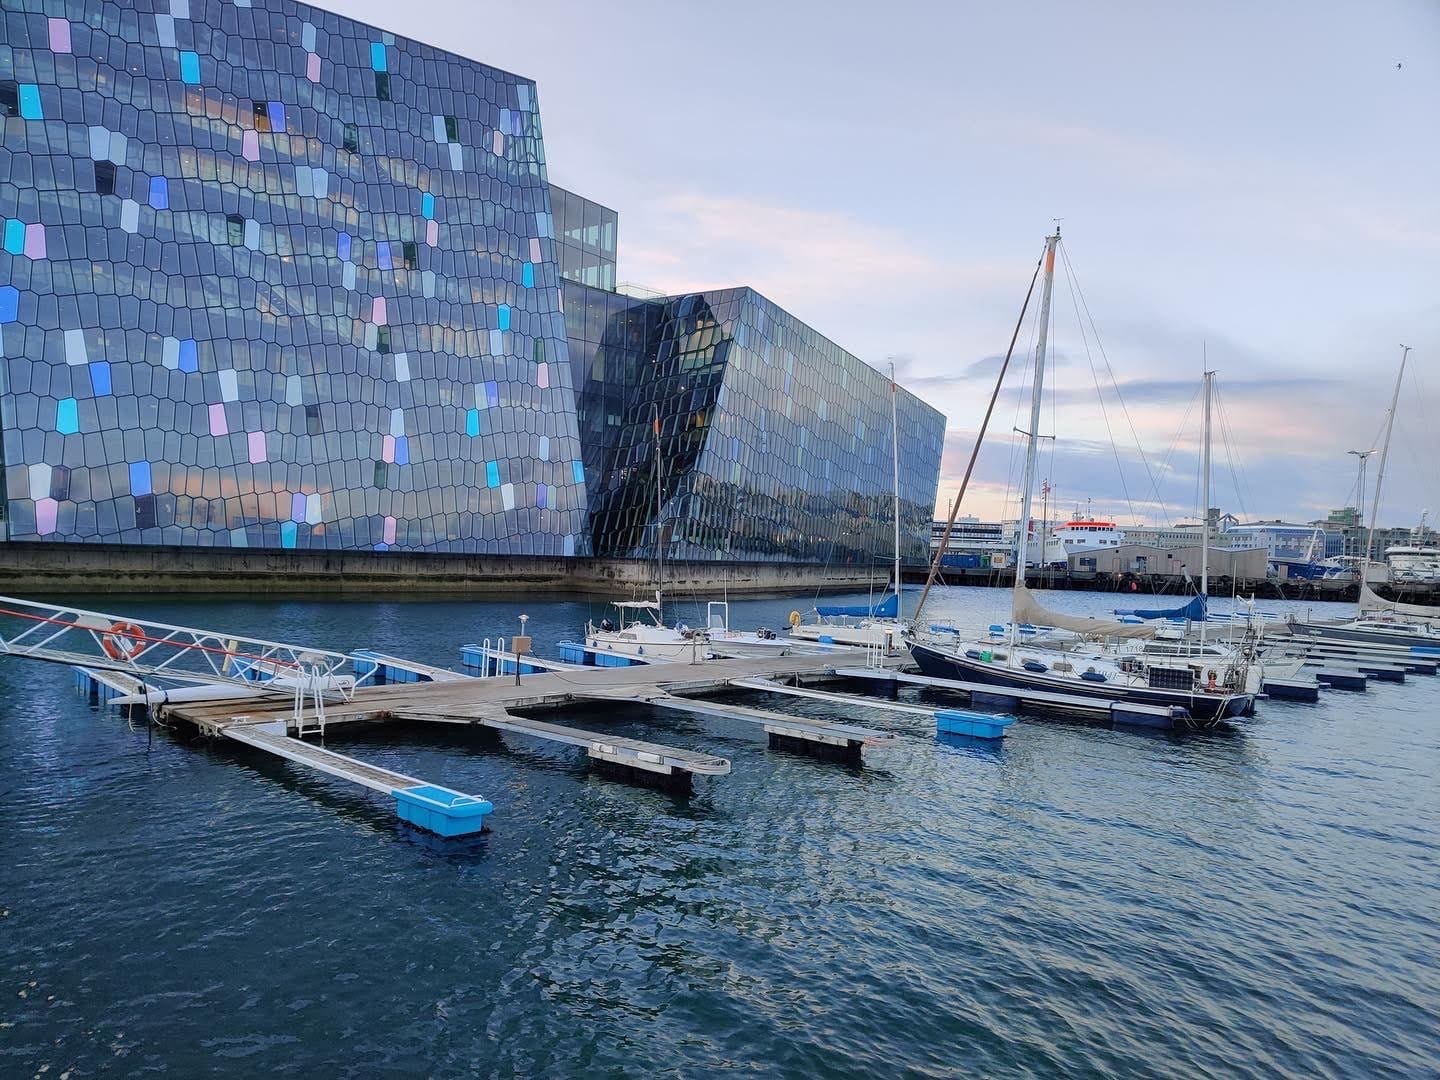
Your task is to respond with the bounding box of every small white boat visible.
[788,592,906,651]
[585,599,712,663]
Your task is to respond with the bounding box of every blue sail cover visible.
[1112,594,1207,622]
[817,592,899,618]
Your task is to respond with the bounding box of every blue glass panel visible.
[178,339,198,373]
[179,51,200,84]
[522,263,534,288]
[484,381,499,408]
[377,243,392,270]
[269,102,286,132]
[290,493,306,522]
[56,398,79,435]
[497,305,511,331]
[89,361,111,396]
[129,461,152,497]
[394,436,409,465]
[370,42,387,71]
[18,85,42,120]
[465,409,480,437]
[421,193,435,219]
[337,232,351,260]
[571,460,584,485]
[149,177,168,209]
[537,483,547,509]
[0,285,17,322]
[2,220,22,255]
[485,461,499,488]
[280,521,298,548]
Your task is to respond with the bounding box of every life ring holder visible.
[788,610,802,628]
[101,621,146,661]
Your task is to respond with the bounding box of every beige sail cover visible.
[1358,582,1440,620]
[1011,583,1159,639]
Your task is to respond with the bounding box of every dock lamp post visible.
[513,614,531,686]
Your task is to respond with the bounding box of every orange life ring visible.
[101,621,145,661]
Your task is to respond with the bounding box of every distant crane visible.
[1347,448,1377,526]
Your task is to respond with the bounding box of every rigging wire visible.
[1152,383,1202,518]
[1211,378,1254,523]
[1058,243,1170,521]
[1058,242,1143,525]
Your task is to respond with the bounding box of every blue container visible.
[459,645,484,668]
[934,709,1015,739]
[393,784,493,837]
[558,641,589,665]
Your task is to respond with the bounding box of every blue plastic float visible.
[934,709,1016,739]
[393,784,493,837]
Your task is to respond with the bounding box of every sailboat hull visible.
[908,642,1252,724]
[1287,621,1440,650]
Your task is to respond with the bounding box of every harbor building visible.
[0,0,944,567]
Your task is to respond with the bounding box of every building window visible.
[343,123,358,153]
[94,160,116,195]
[375,73,390,101]
[376,326,390,354]
[304,404,322,435]
[134,494,157,530]
[252,101,271,132]
[402,241,417,270]
[443,114,458,141]
[0,82,17,117]
[226,213,245,245]
[373,461,388,488]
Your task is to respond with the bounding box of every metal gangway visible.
[0,595,374,731]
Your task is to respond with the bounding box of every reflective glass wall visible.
[564,281,945,565]
[0,0,589,554]
[549,184,616,292]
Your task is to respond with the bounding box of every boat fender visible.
[788,610,801,627]
[101,621,145,661]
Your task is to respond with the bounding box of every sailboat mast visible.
[890,361,902,622]
[1201,369,1213,645]
[1365,344,1412,569]
[653,402,663,621]
[1013,229,1060,592]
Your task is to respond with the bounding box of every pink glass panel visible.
[529,237,542,262]
[208,403,228,436]
[242,129,259,161]
[307,53,321,82]
[382,434,395,463]
[371,296,386,324]
[35,498,58,534]
[24,223,45,259]
[426,220,438,246]
[48,18,71,53]
[383,516,397,544]
[247,431,266,463]
[537,362,549,389]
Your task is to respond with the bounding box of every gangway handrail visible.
[0,595,357,697]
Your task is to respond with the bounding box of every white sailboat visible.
[586,405,715,663]
[908,229,1255,723]
[1289,345,1440,648]
[789,362,909,652]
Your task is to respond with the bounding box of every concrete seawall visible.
[0,541,895,598]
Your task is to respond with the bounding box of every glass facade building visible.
[0,0,587,553]
[550,184,616,293]
[565,281,944,565]
[0,0,945,563]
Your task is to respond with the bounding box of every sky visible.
[333,0,1440,529]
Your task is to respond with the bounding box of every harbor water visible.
[2,588,1437,1077]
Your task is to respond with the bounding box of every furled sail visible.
[816,592,899,619]
[1111,595,1207,622]
[1013,583,1157,639]
[1358,582,1440,620]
